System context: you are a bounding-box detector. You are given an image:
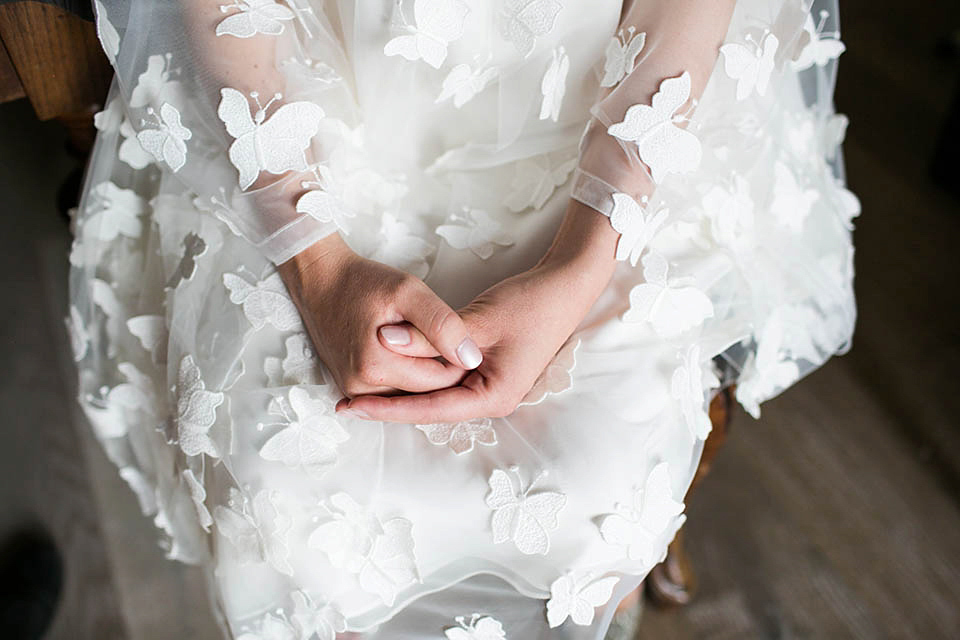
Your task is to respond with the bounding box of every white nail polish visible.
[380,325,411,346]
[456,337,483,369]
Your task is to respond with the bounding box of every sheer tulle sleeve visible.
[572,0,736,217]
[91,0,357,264]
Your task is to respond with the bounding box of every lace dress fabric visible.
[69,0,856,638]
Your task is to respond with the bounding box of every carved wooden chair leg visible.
[646,386,733,608]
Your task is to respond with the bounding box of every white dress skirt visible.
[68,0,857,637]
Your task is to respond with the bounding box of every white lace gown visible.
[68,0,857,638]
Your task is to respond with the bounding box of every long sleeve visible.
[91,0,358,264]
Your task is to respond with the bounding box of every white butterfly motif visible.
[108,362,162,421]
[258,387,349,477]
[264,333,323,387]
[222,269,302,331]
[670,345,720,441]
[83,181,146,242]
[436,208,514,260]
[165,232,208,290]
[485,467,566,555]
[213,488,294,575]
[504,153,576,212]
[237,613,296,640]
[436,63,498,108]
[136,103,192,172]
[720,32,779,101]
[369,212,434,279]
[181,469,213,531]
[93,0,119,65]
[117,118,155,169]
[175,354,225,458]
[498,0,562,58]
[546,572,620,628]
[216,0,294,38]
[539,45,569,122]
[308,493,419,605]
[130,54,181,110]
[521,337,579,406]
[609,192,668,266]
[217,88,324,190]
[608,72,702,184]
[770,161,818,234]
[599,462,685,567]
[126,314,167,363]
[65,306,89,362]
[601,27,646,87]
[792,11,846,71]
[622,252,714,339]
[383,0,470,69]
[445,614,507,640]
[736,316,801,419]
[295,165,356,234]
[289,590,347,640]
[702,175,755,250]
[415,418,497,455]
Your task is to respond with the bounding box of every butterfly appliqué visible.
[436,63,498,108]
[213,487,294,575]
[222,269,302,332]
[498,0,562,58]
[792,10,846,71]
[539,45,569,122]
[216,0,294,38]
[236,612,296,640]
[485,467,566,555]
[136,103,192,172]
[770,160,818,234]
[671,344,720,441]
[83,181,146,242]
[126,314,167,363]
[504,153,576,213]
[295,165,356,234]
[622,252,714,339]
[258,387,349,478]
[415,418,497,455]
[181,469,213,531]
[601,27,645,88]
[175,354,225,458]
[609,192,668,267]
[598,462,685,567]
[520,337,579,406]
[607,71,702,184]
[736,314,801,419]
[308,493,419,605]
[217,88,324,190]
[383,0,470,69]
[265,333,324,387]
[546,572,620,628]
[288,590,347,640]
[436,208,514,260]
[720,31,779,101]
[445,614,507,640]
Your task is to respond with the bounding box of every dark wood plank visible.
[0,35,25,103]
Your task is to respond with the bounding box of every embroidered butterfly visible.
[289,591,346,640]
[415,418,497,455]
[295,165,356,233]
[792,10,846,71]
[258,387,349,478]
[609,192,668,266]
[137,103,192,172]
[485,467,566,555]
[670,344,720,441]
[126,314,167,363]
[176,354,224,458]
[546,572,621,628]
[607,71,702,184]
[213,488,293,575]
[222,270,302,331]
[436,63,498,108]
[601,27,645,87]
[520,337,579,406]
[504,154,576,212]
[383,0,470,69]
[217,88,324,190]
[498,0,562,58]
[444,614,507,640]
[215,0,294,38]
[599,462,685,567]
[539,45,569,122]
[720,32,779,100]
[181,469,213,531]
[436,208,513,260]
[622,251,714,339]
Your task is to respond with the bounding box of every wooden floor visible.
[1,0,959,638]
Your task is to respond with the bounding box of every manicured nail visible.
[456,337,483,369]
[341,408,371,420]
[380,325,411,346]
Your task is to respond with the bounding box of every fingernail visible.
[456,337,483,369]
[380,325,411,346]
[341,408,371,420]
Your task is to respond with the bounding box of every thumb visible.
[397,284,483,369]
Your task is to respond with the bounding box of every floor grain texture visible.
[0,0,958,638]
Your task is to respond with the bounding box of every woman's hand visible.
[335,200,620,423]
[277,234,483,400]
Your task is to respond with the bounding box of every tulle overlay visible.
[69,0,855,637]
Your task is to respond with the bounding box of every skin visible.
[278,199,620,424]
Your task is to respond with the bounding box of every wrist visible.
[277,232,355,301]
[535,199,618,297]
